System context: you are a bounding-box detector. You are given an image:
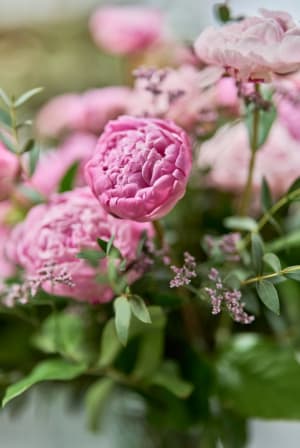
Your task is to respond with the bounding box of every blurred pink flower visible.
[275,73,300,141]
[36,87,131,138]
[8,188,152,303]
[194,9,300,81]
[198,120,300,198]
[0,202,14,278]
[0,141,18,201]
[89,6,164,55]
[28,133,97,196]
[129,66,237,131]
[85,116,192,221]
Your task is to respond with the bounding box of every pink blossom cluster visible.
[170,252,196,288]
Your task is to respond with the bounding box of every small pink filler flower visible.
[85,116,192,222]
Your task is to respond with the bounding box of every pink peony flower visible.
[198,120,300,199]
[194,9,300,81]
[28,133,97,196]
[85,116,192,221]
[8,188,152,303]
[275,73,300,141]
[89,6,164,55]
[0,202,14,278]
[0,141,18,201]
[36,87,131,138]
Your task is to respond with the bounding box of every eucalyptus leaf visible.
[263,253,281,273]
[0,88,11,107]
[14,87,44,108]
[114,296,131,346]
[224,216,257,232]
[261,177,272,211]
[0,132,17,154]
[130,295,151,324]
[256,280,280,315]
[0,107,12,127]
[251,233,264,275]
[28,145,40,176]
[2,359,86,407]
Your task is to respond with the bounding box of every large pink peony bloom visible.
[89,6,164,55]
[194,9,300,81]
[0,141,18,201]
[85,116,192,221]
[8,188,152,303]
[28,133,97,196]
[198,120,300,198]
[36,87,131,138]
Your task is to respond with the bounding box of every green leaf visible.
[267,230,300,253]
[22,138,35,153]
[2,359,86,407]
[114,296,131,346]
[77,249,105,267]
[285,272,300,282]
[0,88,11,107]
[132,330,164,381]
[14,87,43,108]
[97,238,108,253]
[106,235,115,255]
[214,4,231,23]
[151,361,193,399]
[58,161,79,193]
[288,176,300,195]
[224,216,257,232]
[0,107,12,127]
[246,97,276,151]
[17,185,45,204]
[261,177,272,211]
[28,145,40,176]
[218,334,300,419]
[130,295,151,324]
[85,378,114,431]
[256,280,280,314]
[263,253,281,273]
[251,233,264,275]
[0,132,17,154]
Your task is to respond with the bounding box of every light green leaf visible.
[17,185,45,204]
[0,107,12,127]
[77,249,105,267]
[114,296,131,346]
[28,145,40,176]
[251,233,264,275]
[0,132,17,154]
[0,88,11,107]
[224,216,257,232]
[267,230,300,253]
[14,87,44,108]
[256,280,280,315]
[2,359,86,407]
[263,253,281,273]
[151,361,193,399]
[130,295,151,324]
[85,378,114,431]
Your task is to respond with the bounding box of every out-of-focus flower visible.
[7,188,152,303]
[0,202,14,278]
[0,142,18,201]
[89,6,164,55]
[198,120,300,199]
[28,133,97,196]
[275,72,300,141]
[85,116,192,221]
[129,66,236,132]
[194,9,300,81]
[36,87,131,138]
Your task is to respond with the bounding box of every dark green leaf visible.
[251,233,264,275]
[22,138,35,153]
[256,280,280,314]
[77,249,105,267]
[2,359,86,407]
[14,87,43,108]
[224,216,257,232]
[261,177,272,211]
[132,330,164,381]
[151,361,193,399]
[58,161,79,193]
[85,378,114,431]
[28,145,40,176]
[97,238,107,253]
[218,334,300,419]
[130,295,151,324]
[214,4,231,23]
[263,253,281,273]
[114,296,131,346]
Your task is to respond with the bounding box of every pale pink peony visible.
[28,133,97,196]
[36,87,131,138]
[194,9,300,82]
[89,6,164,55]
[128,66,234,132]
[85,116,192,221]
[275,73,300,141]
[8,188,152,303]
[198,120,300,198]
[0,141,18,201]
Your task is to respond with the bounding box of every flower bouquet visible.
[1,3,300,446]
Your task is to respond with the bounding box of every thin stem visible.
[239,187,300,250]
[239,84,260,216]
[153,220,164,248]
[9,102,20,153]
[242,265,300,286]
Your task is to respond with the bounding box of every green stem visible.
[239,187,300,250]
[239,84,260,216]
[242,265,300,286]
[153,220,164,248]
[9,102,20,153]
